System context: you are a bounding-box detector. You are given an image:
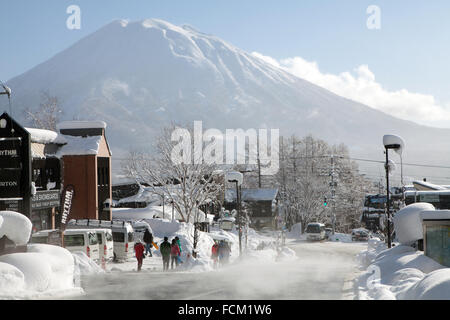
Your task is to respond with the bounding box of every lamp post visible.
[383,134,405,249]
[226,171,243,256]
[0,81,12,115]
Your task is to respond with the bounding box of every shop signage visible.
[0,138,21,169]
[60,185,75,230]
[0,169,21,198]
[31,190,60,210]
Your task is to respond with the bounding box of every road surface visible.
[69,239,365,300]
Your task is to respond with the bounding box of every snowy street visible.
[68,240,365,300]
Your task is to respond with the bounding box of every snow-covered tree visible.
[275,135,368,233]
[24,91,62,131]
[122,124,224,251]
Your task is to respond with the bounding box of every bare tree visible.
[122,124,223,253]
[25,91,62,130]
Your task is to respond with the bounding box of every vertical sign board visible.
[0,113,31,217]
[59,184,75,231]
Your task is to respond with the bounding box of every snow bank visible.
[27,244,75,289]
[72,251,105,275]
[393,203,435,244]
[0,262,25,294]
[404,269,450,299]
[356,238,449,300]
[329,233,352,243]
[0,211,32,245]
[0,253,53,292]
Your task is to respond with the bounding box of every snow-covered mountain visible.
[5,19,450,178]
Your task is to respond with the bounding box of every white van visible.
[306,223,326,241]
[111,221,135,261]
[63,229,100,262]
[94,229,114,262]
[67,219,135,262]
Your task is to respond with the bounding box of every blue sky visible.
[1,0,450,111]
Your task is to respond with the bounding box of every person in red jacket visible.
[211,241,219,268]
[134,239,145,272]
[170,239,181,269]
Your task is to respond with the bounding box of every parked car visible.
[351,228,370,241]
[63,229,100,262]
[111,221,135,261]
[94,229,114,262]
[306,223,326,241]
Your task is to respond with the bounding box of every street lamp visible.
[0,81,12,115]
[383,134,405,248]
[226,171,243,256]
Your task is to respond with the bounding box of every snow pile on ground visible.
[0,212,83,299]
[0,262,25,295]
[393,203,435,244]
[27,244,75,290]
[356,238,449,300]
[329,233,352,243]
[0,211,32,245]
[72,252,105,275]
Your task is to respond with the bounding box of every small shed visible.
[420,210,450,267]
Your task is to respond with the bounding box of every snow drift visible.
[393,203,435,244]
[0,211,32,245]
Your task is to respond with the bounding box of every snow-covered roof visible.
[412,180,448,191]
[225,188,278,202]
[56,121,107,130]
[25,128,67,144]
[56,135,102,156]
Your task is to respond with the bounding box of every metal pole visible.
[172,201,174,222]
[385,148,391,248]
[236,181,242,256]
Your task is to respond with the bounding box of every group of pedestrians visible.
[211,240,231,268]
[134,231,232,272]
[159,236,182,271]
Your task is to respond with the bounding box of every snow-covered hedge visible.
[0,211,32,245]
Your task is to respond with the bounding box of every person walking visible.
[175,236,182,264]
[160,237,171,271]
[143,229,154,257]
[133,239,145,272]
[170,238,181,269]
[211,241,219,268]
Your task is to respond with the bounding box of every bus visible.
[405,190,450,209]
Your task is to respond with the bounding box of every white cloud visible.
[252,52,450,128]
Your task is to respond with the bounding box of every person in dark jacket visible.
[170,239,181,269]
[143,229,154,257]
[160,237,171,271]
[134,239,145,272]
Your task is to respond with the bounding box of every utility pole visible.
[256,135,261,188]
[330,155,336,235]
